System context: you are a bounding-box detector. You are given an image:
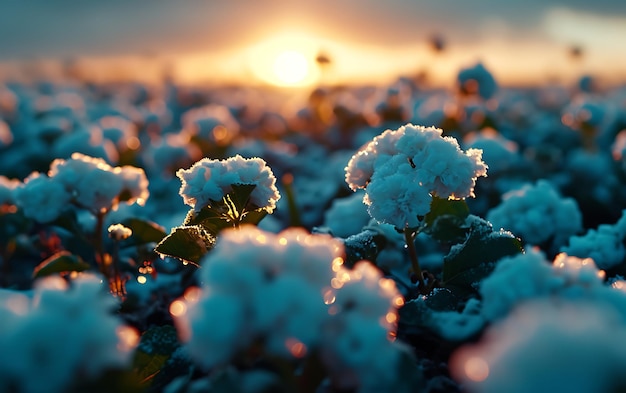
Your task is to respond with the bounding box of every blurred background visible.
[0,0,624,88]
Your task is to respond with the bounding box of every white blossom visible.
[0,275,138,393]
[345,123,487,229]
[486,180,582,249]
[14,173,72,223]
[49,153,149,213]
[176,155,280,213]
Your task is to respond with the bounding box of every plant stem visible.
[94,211,107,276]
[404,228,425,291]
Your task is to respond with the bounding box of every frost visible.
[345,123,487,229]
[14,172,72,223]
[486,179,582,250]
[176,155,280,213]
[0,275,137,393]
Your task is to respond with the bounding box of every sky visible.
[1,0,625,87]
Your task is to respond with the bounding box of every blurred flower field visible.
[1,63,626,392]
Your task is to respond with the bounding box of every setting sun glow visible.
[272,50,310,85]
[247,34,321,88]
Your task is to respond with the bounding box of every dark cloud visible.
[0,0,623,60]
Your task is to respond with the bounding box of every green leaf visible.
[422,287,461,312]
[229,183,257,214]
[133,326,181,386]
[343,229,387,267]
[423,197,470,243]
[154,225,215,265]
[121,218,167,247]
[184,206,232,236]
[240,209,268,226]
[50,209,81,233]
[443,218,522,291]
[33,251,91,278]
[424,196,470,226]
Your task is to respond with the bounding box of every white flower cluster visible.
[486,180,582,249]
[561,210,626,270]
[13,153,149,222]
[181,104,240,145]
[479,250,625,322]
[176,155,280,213]
[456,62,498,100]
[452,301,626,393]
[322,191,371,238]
[345,123,488,229]
[170,226,407,392]
[0,275,138,393]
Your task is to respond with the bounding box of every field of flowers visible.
[1,63,626,393]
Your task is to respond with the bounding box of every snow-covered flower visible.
[480,250,614,322]
[107,223,132,241]
[49,152,149,213]
[451,301,626,393]
[171,226,340,368]
[457,62,498,100]
[322,191,370,238]
[345,123,487,229]
[180,104,240,145]
[486,180,582,250]
[176,155,280,213]
[322,261,409,393]
[14,172,72,223]
[561,210,626,270]
[171,226,409,391]
[0,275,138,393]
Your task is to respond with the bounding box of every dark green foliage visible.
[120,218,167,247]
[154,226,215,265]
[443,217,523,292]
[32,251,91,278]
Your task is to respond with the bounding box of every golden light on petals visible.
[385,312,398,324]
[464,356,490,382]
[170,300,187,317]
[393,296,405,307]
[285,338,307,358]
[137,275,147,284]
[279,237,288,246]
[323,288,336,305]
[116,326,140,351]
[256,234,267,244]
[126,136,141,150]
[212,125,229,143]
[184,286,202,302]
[612,281,626,291]
[6,294,29,316]
[332,257,344,272]
[330,278,343,289]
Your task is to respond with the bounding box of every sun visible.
[272,50,310,85]
[247,34,321,88]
